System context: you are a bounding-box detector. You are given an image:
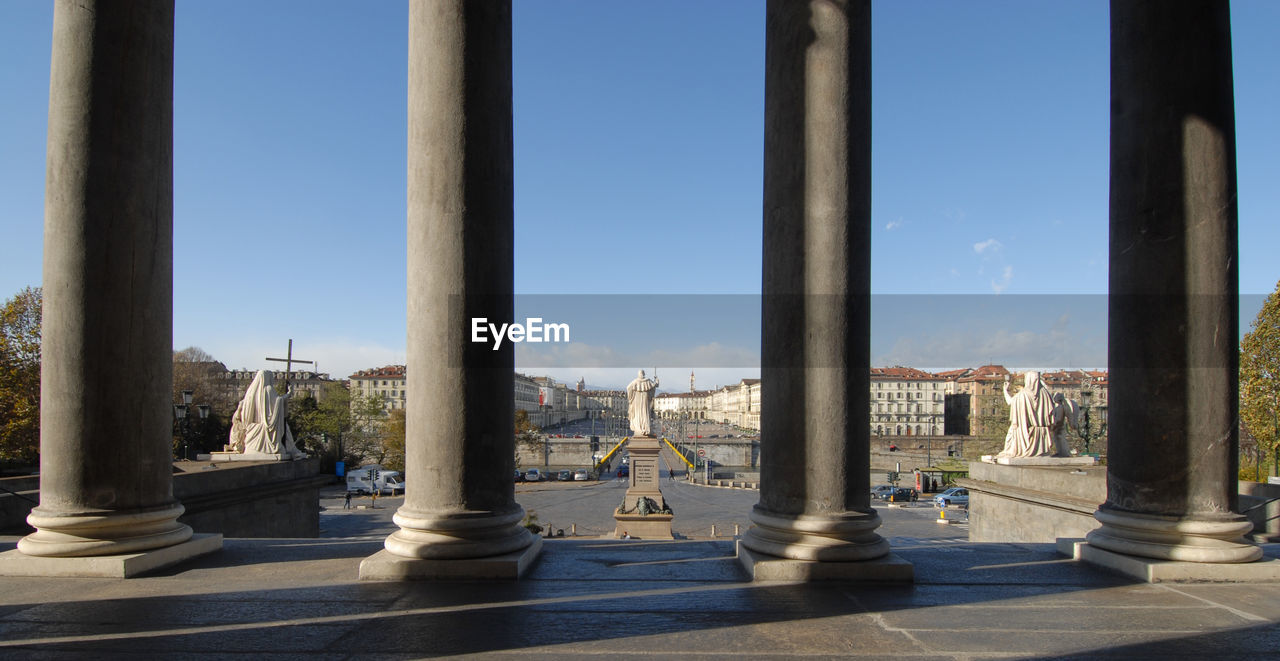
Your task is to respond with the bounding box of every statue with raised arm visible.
[228,370,306,459]
[995,371,1056,458]
[625,369,659,437]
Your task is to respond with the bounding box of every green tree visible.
[289,382,387,472]
[0,287,41,467]
[1240,279,1280,479]
[515,408,544,465]
[381,409,406,472]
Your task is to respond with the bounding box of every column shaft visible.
[1088,0,1259,563]
[19,0,191,557]
[742,0,886,562]
[385,0,532,560]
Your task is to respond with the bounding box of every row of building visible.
[348,365,1109,438]
[191,362,1107,439]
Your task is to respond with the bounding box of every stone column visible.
[1087,0,1259,564]
[15,0,193,559]
[741,0,899,576]
[362,0,536,578]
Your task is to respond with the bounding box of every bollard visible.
[734,523,740,537]
[571,523,576,536]
[711,524,717,538]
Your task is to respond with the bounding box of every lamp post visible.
[173,390,210,461]
[1080,383,1094,456]
[174,389,193,461]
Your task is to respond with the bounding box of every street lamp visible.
[173,390,210,461]
[174,389,193,461]
[1079,384,1094,456]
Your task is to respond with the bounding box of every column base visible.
[361,535,542,580]
[739,506,890,562]
[18,503,193,557]
[1059,538,1280,583]
[379,505,536,560]
[737,541,913,582]
[0,533,221,578]
[1086,507,1262,563]
[613,513,673,539]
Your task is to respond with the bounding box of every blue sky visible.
[1,1,1277,390]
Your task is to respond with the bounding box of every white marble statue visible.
[996,371,1057,458]
[625,369,659,437]
[229,370,306,459]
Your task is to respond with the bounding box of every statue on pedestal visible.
[228,370,306,459]
[625,369,659,437]
[996,371,1056,459]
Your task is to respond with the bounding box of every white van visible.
[346,465,405,495]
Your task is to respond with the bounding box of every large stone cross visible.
[265,339,313,419]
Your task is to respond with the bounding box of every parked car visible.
[878,487,918,502]
[514,469,524,482]
[573,469,590,481]
[934,487,969,508]
[870,484,895,499]
[617,465,630,478]
[524,468,543,482]
[557,469,573,482]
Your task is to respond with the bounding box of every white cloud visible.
[530,367,760,392]
[517,341,760,389]
[991,265,1014,294]
[973,238,1003,254]
[874,318,1104,371]
[885,218,903,231]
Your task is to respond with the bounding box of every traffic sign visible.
[697,449,706,457]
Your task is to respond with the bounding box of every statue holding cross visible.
[225,340,310,460]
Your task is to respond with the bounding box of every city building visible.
[349,365,407,411]
[869,367,945,437]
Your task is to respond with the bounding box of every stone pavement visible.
[0,534,1276,659]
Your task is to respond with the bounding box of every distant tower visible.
[690,370,695,394]
[576,377,585,392]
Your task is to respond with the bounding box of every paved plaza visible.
[1,477,1277,659]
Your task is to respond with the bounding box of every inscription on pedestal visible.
[635,464,654,485]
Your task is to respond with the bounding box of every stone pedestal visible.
[613,436,673,539]
[980,455,1098,466]
[961,461,1106,544]
[0,534,221,578]
[208,451,295,462]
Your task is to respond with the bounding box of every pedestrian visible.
[668,467,674,480]
[344,491,352,509]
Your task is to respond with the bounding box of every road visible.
[320,457,968,544]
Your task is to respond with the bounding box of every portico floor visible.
[0,536,1276,658]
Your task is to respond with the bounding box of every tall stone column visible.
[361,0,537,579]
[1086,0,1259,564]
[740,0,905,580]
[16,0,194,559]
